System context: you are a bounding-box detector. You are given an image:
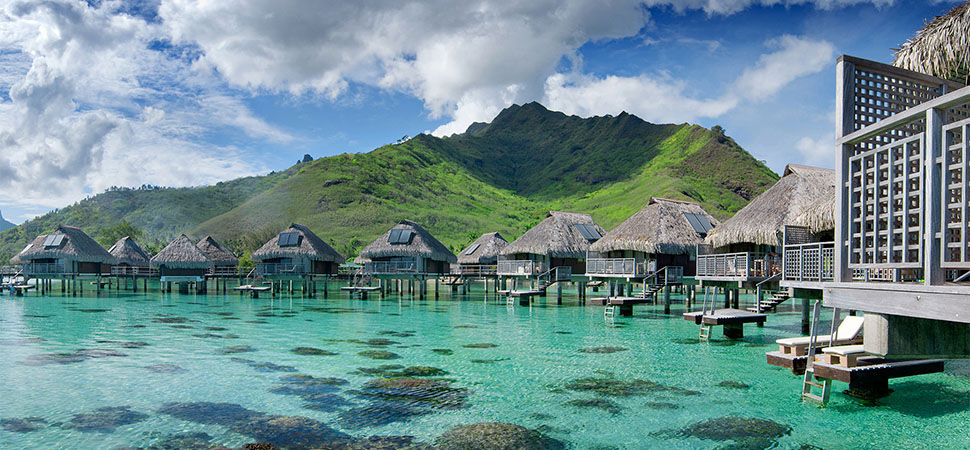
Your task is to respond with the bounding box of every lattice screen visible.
[943,118,970,268]
[848,134,923,268]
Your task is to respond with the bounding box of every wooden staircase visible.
[640,283,664,299]
[747,290,792,313]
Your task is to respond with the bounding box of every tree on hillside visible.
[96,220,143,248]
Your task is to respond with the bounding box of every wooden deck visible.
[499,289,544,306]
[766,351,808,375]
[234,284,271,298]
[589,297,651,316]
[683,308,767,338]
[813,358,945,399]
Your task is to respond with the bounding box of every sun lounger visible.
[818,344,867,367]
[776,316,864,356]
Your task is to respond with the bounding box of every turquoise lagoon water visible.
[1,283,969,449]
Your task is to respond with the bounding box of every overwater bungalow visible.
[151,234,209,292]
[252,223,343,277]
[697,164,835,285]
[358,220,456,275]
[9,225,117,294]
[785,4,970,403]
[498,211,605,278]
[588,197,718,280]
[455,232,508,276]
[196,236,238,276]
[108,236,152,275]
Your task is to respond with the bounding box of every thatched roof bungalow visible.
[704,164,835,251]
[252,223,344,276]
[589,198,719,276]
[151,234,210,278]
[197,236,238,273]
[357,220,457,274]
[11,225,116,275]
[108,236,151,269]
[893,1,970,83]
[458,232,509,265]
[499,211,606,275]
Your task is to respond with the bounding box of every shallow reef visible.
[577,346,628,354]
[230,358,298,373]
[560,376,702,397]
[462,343,498,349]
[126,432,230,450]
[20,349,127,366]
[658,416,792,449]
[434,422,566,450]
[291,346,338,356]
[431,348,454,355]
[144,363,187,374]
[354,365,448,378]
[270,374,349,396]
[0,417,47,432]
[350,377,470,410]
[564,398,624,414]
[62,406,149,432]
[358,350,400,360]
[716,381,751,389]
[645,401,682,410]
[217,345,256,354]
[348,338,400,347]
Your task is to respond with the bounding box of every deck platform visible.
[499,289,544,306]
[766,351,808,375]
[341,286,381,299]
[234,284,272,298]
[813,358,945,400]
[589,297,651,316]
[683,308,766,338]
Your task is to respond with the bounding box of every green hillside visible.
[0,103,778,263]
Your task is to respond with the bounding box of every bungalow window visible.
[683,213,714,235]
[278,232,301,247]
[44,234,65,248]
[388,229,413,245]
[574,224,602,242]
[465,243,481,255]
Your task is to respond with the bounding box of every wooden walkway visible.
[683,308,767,338]
[813,357,945,400]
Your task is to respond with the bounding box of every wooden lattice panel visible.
[848,134,923,269]
[943,118,970,268]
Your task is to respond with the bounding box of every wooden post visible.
[925,107,944,285]
[663,285,671,314]
[556,282,562,304]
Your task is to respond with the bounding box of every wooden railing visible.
[452,264,497,276]
[696,252,780,279]
[20,263,67,275]
[257,263,306,275]
[585,258,648,277]
[783,242,835,282]
[496,260,545,276]
[208,266,242,276]
[837,56,970,284]
[364,260,418,274]
[110,266,157,276]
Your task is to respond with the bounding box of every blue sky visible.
[0,0,961,224]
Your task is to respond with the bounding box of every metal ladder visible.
[698,286,712,341]
[604,305,616,318]
[801,301,837,406]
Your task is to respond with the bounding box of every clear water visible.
[1,282,968,449]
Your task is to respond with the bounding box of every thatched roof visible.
[252,223,344,263]
[500,211,606,259]
[196,236,238,266]
[151,234,210,269]
[108,236,151,267]
[893,2,970,83]
[458,232,509,264]
[705,165,835,248]
[10,225,117,265]
[590,198,720,254]
[790,195,836,234]
[357,220,457,263]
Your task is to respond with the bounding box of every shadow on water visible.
[873,381,970,418]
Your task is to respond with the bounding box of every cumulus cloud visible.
[795,135,835,167]
[0,0,284,207]
[544,35,834,124]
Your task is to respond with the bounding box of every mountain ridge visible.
[0,103,778,263]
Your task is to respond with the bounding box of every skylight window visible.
[388,229,413,244]
[465,243,481,255]
[683,213,714,235]
[574,224,602,242]
[278,231,300,247]
[43,234,65,248]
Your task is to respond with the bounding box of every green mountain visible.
[0,103,778,263]
[0,211,14,232]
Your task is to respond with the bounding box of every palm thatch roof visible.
[705,165,835,248]
[108,236,151,267]
[151,234,210,269]
[893,1,970,83]
[500,211,606,259]
[252,223,344,263]
[590,198,720,254]
[196,236,238,266]
[357,220,457,263]
[457,232,509,264]
[790,195,836,234]
[10,225,117,265]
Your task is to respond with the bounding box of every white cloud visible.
[544,35,834,125]
[795,135,835,167]
[0,0,284,208]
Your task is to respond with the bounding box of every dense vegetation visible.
[0,103,778,263]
